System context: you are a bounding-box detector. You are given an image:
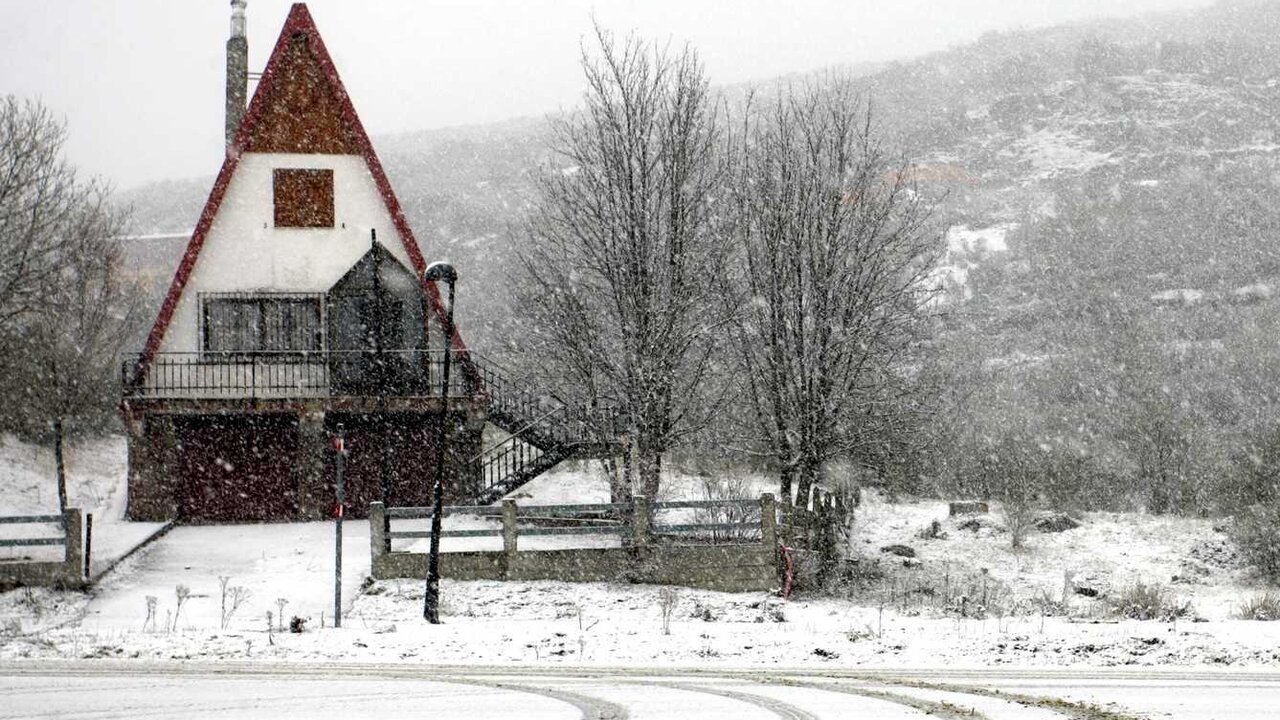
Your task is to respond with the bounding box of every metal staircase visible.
[465,355,621,505]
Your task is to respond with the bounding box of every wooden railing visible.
[776,484,848,558]
[373,495,776,554]
[0,508,86,587]
[0,513,67,550]
[122,345,622,505]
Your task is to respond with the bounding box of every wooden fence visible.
[0,508,86,588]
[370,495,780,593]
[772,484,851,595]
[776,484,847,554]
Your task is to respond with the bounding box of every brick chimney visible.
[225,0,248,148]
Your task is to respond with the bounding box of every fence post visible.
[83,512,93,580]
[502,498,518,558]
[632,495,650,547]
[760,493,777,550]
[815,490,837,572]
[369,501,386,572]
[62,507,82,583]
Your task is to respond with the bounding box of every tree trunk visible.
[54,417,67,514]
[636,432,663,500]
[795,452,820,510]
[603,453,633,505]
[778,459,797,506]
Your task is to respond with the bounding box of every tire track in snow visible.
[834,675,1146,720]
[445,677,628,720]
[831,682,1069,720]
[0,662,1197,718]
[636,681,817,720]
[776,678,996,719]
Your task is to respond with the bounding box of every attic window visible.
[273,168,334,228]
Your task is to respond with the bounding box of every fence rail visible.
[652,499,758,510]
[388,502,633,520]
[0,514,63,525]
[0,508,86,588]
[369,496,781,593]
[379,496,773,551]
[0,514,66,549]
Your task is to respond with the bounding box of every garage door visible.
[175,415,299,522]
[325,412,435,518]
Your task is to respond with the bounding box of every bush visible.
[917,518,945,540]
[1225,426,1280,513]
[975,437,1045,549]
[1229,506,1280,583]
[692,476,760,543]
[1234,592,1280,621]
[1108,581,1192,621]
[788,549,825,592]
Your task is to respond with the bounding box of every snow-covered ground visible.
[0,433,166,576]
[0,434,126,521]
[2,436,1280,670]
[849,491,1258,621]
[7,572,1280,668]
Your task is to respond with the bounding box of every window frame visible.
[200,293,325,360]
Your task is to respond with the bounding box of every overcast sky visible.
[1,0,1214,190]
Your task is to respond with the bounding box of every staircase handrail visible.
[471,405,569,464]
[460,351,629,503]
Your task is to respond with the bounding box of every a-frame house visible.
[122,3,617,523]
[120,3,492,522]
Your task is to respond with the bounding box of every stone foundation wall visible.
[126,416,179,522]
[125,404,485,522]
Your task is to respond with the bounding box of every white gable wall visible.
[159,152,419,354]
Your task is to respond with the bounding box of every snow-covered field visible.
[2,435,1280,670]
[849,491,1258,621]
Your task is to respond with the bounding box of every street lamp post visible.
[423,261,457,624]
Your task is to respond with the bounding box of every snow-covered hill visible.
[115,2,1280,348]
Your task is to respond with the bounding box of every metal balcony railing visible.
[123,347,627,503]
[120,349,476,400]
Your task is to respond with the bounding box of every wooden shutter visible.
[273,168,334,228]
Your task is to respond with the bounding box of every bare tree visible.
[517,28,728,500]
[722,80,942,504]
[0,98,105,336]
[975,436,1044,549]
[0,96,141,452]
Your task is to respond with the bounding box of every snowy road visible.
[5,663,1280,718]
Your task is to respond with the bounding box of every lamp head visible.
[423,261,458,284]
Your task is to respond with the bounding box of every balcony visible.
[121,350,476,402]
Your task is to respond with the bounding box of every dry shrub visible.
[1234,591,1280,621]
[657,587,678,635]
[1229,506,1280,583]
[692,476,760,543]
[1108,581,1193,621]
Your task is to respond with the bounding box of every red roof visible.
[138,3,469,372]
